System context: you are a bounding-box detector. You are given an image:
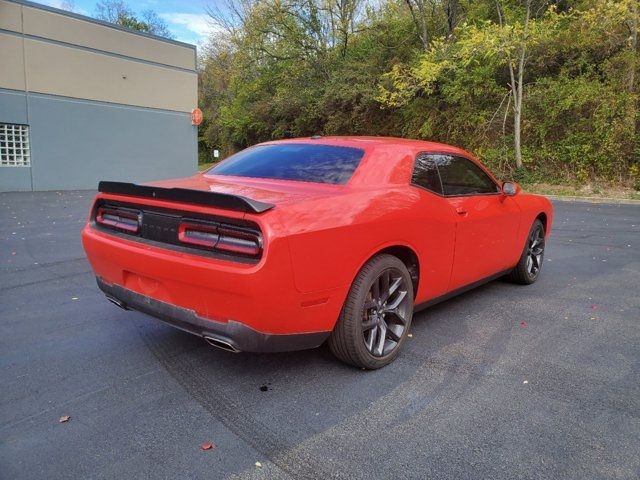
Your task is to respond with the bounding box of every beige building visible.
[0,0,198,191]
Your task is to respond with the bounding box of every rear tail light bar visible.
[93,203,263,260]
[179,221,262,257]
[96,206,141,233]
[178,222,218,249]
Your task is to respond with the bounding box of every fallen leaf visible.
[520,321,528,328]
[255,461,262,468]
[201,442,215,451]
[59,415,70,423]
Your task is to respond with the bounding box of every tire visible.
[508,219,545,285]
[328,254,414,369]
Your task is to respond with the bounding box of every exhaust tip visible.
[204,336,239,353]
[106,295,129,310]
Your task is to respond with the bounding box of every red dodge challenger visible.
[82,137,552,368]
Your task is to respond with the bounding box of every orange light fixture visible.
[191,108,203,126]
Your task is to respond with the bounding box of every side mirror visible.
[502,181,517,196]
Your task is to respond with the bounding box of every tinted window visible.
[208,144,365,185]
[412,153,443,195]
[436,155,498,196]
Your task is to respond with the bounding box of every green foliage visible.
[94,0,174,38]
[116,12,151,32]
[198,0,639,183]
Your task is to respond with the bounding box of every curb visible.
[543,194,640,205]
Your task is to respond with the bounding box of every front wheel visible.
[328,254,414,369]
[508,219,546,285]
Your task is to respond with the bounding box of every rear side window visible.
[208,144,365,185]
[412,153,443,195]
[437,155,498,195]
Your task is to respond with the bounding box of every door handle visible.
[455,207,467,215]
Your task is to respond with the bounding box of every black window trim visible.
[410,151,501,198]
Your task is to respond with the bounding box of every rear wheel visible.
[328,254,414,369]
[508,219,545,284]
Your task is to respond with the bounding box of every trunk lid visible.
[148,173,344,208]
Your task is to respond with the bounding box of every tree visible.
[94,0,174,39]
[378,0,560,171]
[404,0,432,50]
[404,0,467,50]
[197,0,639,186]
[139,10,174,39]
[631,0,638,93]
[324,0,364,57]
[95,0,129,23]
[496,0,532,170]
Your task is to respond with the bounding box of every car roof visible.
[259,136,475,158]
[245,136,495,188]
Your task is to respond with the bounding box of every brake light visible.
[96,206,140,233]
[178,222,218,248]
[178,221,262,257]
[216,226,262,256]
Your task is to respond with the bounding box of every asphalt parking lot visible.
[1,191,639,480]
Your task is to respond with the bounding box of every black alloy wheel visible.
[525,223,545,278]
[508,218,546,284]
[329,254,414,369]
[362,268,411,357]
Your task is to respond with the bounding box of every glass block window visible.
[0,124,31,167]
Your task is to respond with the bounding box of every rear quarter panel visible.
[277,186,456,303]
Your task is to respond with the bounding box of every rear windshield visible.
[208,144,365,185]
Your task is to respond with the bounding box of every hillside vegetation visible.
[198,0,639,188]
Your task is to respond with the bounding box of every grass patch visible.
[198,162,216,172]
[522,182,640,201]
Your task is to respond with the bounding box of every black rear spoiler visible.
[98,181,275,214]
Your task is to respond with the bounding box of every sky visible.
[37,0,223,45]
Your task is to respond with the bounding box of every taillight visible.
[96,206,140,233]
[178,222,218,248]
[216,226,262,256]
[178,220,262,257]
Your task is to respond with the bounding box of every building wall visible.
[0,0,198,192]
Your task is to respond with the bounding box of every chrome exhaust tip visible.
[106,295,128,310]
[204,336,240,353]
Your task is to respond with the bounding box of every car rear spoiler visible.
[98,181,275,214]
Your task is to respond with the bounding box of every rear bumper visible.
[82,223,348,335]
[97,277,330,352]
